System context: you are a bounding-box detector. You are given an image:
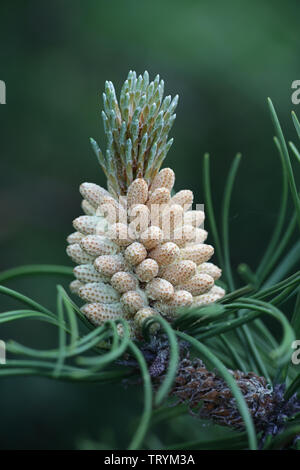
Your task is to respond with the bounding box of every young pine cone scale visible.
[138,338,300,442]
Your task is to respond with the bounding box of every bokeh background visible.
[0,0,299,449]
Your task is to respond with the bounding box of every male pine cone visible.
[66,71,224,339]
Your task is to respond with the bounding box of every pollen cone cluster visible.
[66,71,224,339]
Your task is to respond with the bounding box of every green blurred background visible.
[0,0,299,449]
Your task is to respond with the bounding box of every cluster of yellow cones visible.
[66,71,224,339]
